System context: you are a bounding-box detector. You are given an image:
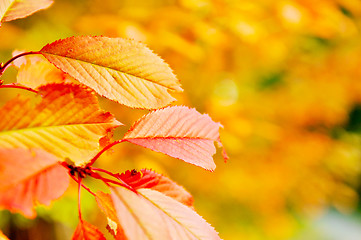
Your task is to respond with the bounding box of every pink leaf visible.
[0,148,69,218]
[123,106,225,171]
[108,187,220,240]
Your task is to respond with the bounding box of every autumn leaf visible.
[11,50,43,68]
[119,169,193,207]
[0,83,121,166]
[96,192,127,240]
[123,106,224,171]
[40,36,183,109]
[0,148,69,218]
[97,187,220,240]
[17,58,75,89]
[10,50,73,88]
[0,230,9,240]
[0,0,53,26]
[72,220,106,240]
[11,51,76,88]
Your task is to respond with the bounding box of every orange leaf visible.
[72,220,106,240]
[0,148,69,218]
[40,36,183,109]
[119,169,193,207]
[123,106,224,171]
[16,60,75,89]
[107,187,220,240]
[0,0,53,25]
[11,52,76,89]
[0,83,121,166]
[95,192,127,240]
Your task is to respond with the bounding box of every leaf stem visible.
[69,173,96,197]
[0,83,38,93]
[0,51,41,75]
[77,174,83,221]
[91,167,121,179]
[86,140,124,167]
[90,167,135,192]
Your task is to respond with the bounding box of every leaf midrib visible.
[113,189,154,240]
[0,121,114,135]
[140,189,201,239]
[41,52,181,91]
[124,136,216,142]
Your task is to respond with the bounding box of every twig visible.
[0,51,41,75]
[86,140,123,167]
[0,83,38,93]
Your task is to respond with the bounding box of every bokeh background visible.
[2,0,361,239]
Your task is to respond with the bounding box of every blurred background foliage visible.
[2,0,361,239]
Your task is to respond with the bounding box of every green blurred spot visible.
[346,105,361,132]
[339,5,353,18]
[258,72,284,90]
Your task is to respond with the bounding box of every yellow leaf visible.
[40,36,183,109]
[16,58,76,89]
[0,83,121,166]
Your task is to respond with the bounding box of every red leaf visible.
[0,148,69,218]
[123,106,226,171]
[105,187,220,240]
[119,169,193,207]
[72,220,106,240]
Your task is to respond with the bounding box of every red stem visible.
[86,140,123,167]
[91,167,120,179]
[0,51,41,75]
[77,174,83,221]
[91,167,135,192]
[92,174,131,189]
[69,174,96,197]
[0,83,38,93]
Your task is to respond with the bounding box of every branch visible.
[86,140,124,167]
[69,173,96,197]
[77,174,83,220]
[0,83,38,93]
[0,51,41,75]
[91,167,135,192]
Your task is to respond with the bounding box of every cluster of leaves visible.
[69,0,361,239]
[0,1,227,240]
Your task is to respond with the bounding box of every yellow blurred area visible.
[2,0,361,239]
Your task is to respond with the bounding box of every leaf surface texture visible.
[72,220,106,240]
[119,169,193,207]
[123,106,223,170]
[0,148,69,218]
[13,53,75,88]
[40,36,182,109]
[103,187,220,240]
[0,0,53,25]
[0,83,121,165]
